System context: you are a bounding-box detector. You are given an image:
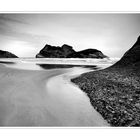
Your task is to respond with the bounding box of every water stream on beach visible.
[0,58,114,126]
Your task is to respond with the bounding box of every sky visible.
[0,13,140,58]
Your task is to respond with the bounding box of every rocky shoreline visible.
[71,66,140,126]
[71,36,140,127]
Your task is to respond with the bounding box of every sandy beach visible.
[0,63,109,126]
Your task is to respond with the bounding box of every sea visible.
[0,57,119,70]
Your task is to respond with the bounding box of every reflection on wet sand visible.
[0,59,110,126]
[37,64,100,70]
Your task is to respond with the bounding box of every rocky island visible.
[71,36,140,126]
[36,44,107,59]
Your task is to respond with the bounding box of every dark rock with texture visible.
[67,49,107,58]
[36,44,108,59]
[114,36,140,67]
[36,44,75,58]
[0,50,18,58]
[62,44,75,56]
[71,35,140,126]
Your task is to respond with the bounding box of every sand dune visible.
[0,64,109,126]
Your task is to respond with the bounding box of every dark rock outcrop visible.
[67,49,107,58]
[36,44,75,58]
[62,44,75,56]
[0,50,18,58]
[71,35,140,126]
[36,44,108,59]
[114,36,140,67]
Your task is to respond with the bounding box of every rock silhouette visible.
[114,36,140,67]
[0,50,18,58]
[67,49,107,58]
[36,44,108,59]
[36,44,75,58]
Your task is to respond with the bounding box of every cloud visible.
[0,14,52,46]
[0,14,29,25]
[0,26,50,44]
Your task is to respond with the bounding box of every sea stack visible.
[36,44,108,59]
[36,44,75,58]
[67,48,108,58]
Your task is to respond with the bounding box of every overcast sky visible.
[0,13,140,58]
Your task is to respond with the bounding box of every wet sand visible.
[0,64,109,126]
